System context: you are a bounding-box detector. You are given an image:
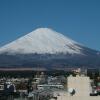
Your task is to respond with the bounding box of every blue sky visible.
[0,0,100,51]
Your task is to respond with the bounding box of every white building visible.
[37,84,64,90]
[67,75,91,96]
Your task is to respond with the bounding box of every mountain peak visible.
[28,27,56,36]
[0,28,82,54]
[33,27,52,32]
[29,27,62,37]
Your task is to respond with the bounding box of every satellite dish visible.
[68,88,76,96]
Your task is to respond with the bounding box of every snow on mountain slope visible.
[0,28,83,54]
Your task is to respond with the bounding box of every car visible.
[90,90,98,96]
[96,86,100,95]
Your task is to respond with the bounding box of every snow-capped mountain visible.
[0,28,82,54]
[0,28,100,69]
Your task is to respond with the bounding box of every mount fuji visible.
[0,28,100,69]
[0,28,82,54]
